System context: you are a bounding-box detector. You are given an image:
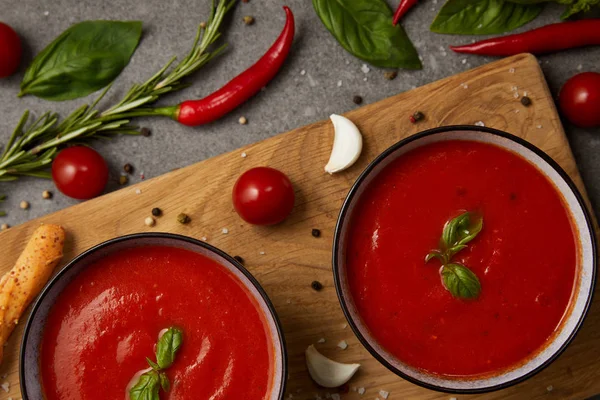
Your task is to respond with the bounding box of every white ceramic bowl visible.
[21,233,287,399]
[333,126,596,393]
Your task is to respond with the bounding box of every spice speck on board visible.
[135,189,142,195]
[124,163,134,174]
[521,96,532,106]
[337,340,348,350]
[140,127,151,137]
[317,338,326,343]
[151,207,162,217]
[352,95,363,105]
[361,64,370,74]
[177,213,191,224]
[379,390,390,399]
[239,116,248,125]
[357,387,365,395]
[243,15,255,25]
[241,152,247,158]
[547,385,553,392]
[20,201,30,210]
[119,175,129,186]
[42,190,53,199]
[222,228,229,234]
[0,224,9,231]
[311,281,323,291]
[474,121,485,127]
[312,228,321,238]
[383,71,397,80]
[144,217,156,227]
[509,68,515,73]
[234,255,244,264]
[410,111,425,124]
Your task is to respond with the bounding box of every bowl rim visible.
[332,125,597,394]
[20,232,288,400]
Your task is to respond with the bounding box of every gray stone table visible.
[0,0,599,396]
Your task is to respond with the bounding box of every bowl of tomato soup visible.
[21,233,287,400]
[333,126,596,393]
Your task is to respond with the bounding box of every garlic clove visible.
[305,344,360,388]
[324,114,363,174]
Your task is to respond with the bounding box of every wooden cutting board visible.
[1,54,598,400]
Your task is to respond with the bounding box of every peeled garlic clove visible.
[324,114,363,174]
[305,344,360,388]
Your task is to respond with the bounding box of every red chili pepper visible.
[393,0,418,26]
[175,6,295,126]
[450,19,600,56]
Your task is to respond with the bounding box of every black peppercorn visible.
[140,127,151,137]
[234,255,245,264]
[311,281,323,291]
[124,163,134,174]
[311,228,321,238]
[520,96,532,106]
[352,95,363,105]
[152,207,162,217]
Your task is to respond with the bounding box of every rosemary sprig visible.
[0,0,236,184]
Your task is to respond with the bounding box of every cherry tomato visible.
[233,167,295,225]
[0,22,22,78]
[52,146,109,200]
[559,72,600,128]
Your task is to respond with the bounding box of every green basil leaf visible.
[446,244,468,259]
[430,0,543,35]
[441,212,468,248]
[456,214,483,246]
[129,370,160,400]
[20,20,142,101]
[159,372,171,392]
[441,263,481,299]
[506,0,599,18]
[156,327,183,369]
[146,357,160,371]
[425,250,447,264]
[312,0,421,69]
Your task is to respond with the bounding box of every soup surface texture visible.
[41,246,274,399]
[346,140,577,376]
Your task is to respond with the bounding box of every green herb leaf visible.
[159,372,170,392]
[446,244,468,259]
[20,20,142,101]
[156,327,183,370]
[441,263,481,299]
[441,212,483,249]
[146,357,160,371]
[430,0,543,35]
[425,250,447,264]
[129,370,160,400]
[312,0,421,69]
[506,0,599,18]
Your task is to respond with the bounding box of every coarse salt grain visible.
[44,11,49,15]
[358,387,366,395]
[514,92,520,98]
[241,152,247,158]
[475,121,485,127]
[342,324,347,329]
[135,189,142,194]
[511,86,518,91]
[509,68,515,73]
[523,91,528,96]
[300,69,306,75]
[1,382,8,392]
[379,390,390,399]
[337,340,348,350]
[222,228,229,234]
[259,251,266,255]
[515,109,520,113]
[361,64,370,74]
[337,80,343,87]
[286,299,291,304]
[547,385,553,392]
[577,64,583,70]
[363,77,368,82]
[537,124,543,129]
[461,59,467,64]
[317,338,326,343]
[201,237,207,241]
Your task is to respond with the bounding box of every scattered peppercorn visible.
[199,22,207,28]
[311,281,323,291]
[352,95,363,105]
[384,71,398,80]
[311,228,321,238]
[0,223,9,231]
[234,255,245,264]
[410,111,425,124]
[42,190,53,200]
[243,16,255,25]
[140,127,151,137]
[119,175,129,185]
[177,213,191,224]
[152,207,162,217]
[144,216,156,227]
[520,96,532,106]
[124,163,134,174]
[239,116,248,125]
[20,201,30,210]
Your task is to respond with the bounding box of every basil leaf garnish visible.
[156,327,183,369]
[20,20,142,101]
[431,0,543,35]
[441,263,482,299]
[312,0,421,69]
[507,0,599,19]
[426,211,483,299]
[159,372,170,392]
[146,357,160,371]
[129,370,160,400]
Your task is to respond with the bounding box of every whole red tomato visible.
[0,22,22,78]
[233,167,295,225]
[559,72,600,128]
[52,146,109,200]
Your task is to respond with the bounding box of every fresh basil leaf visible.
[446,244,468,259]
[506,0,599,18]
[430,0,543,35]
[425,250,447,264]
[156,327,183,370]
[159,372,171,392]
[20,20,142,101]
[456,214,483,246]
[146,357,160,371]
[312,0,421,69]
[441,212,468,248]
[441,263,481,299]
[129,370,160,400]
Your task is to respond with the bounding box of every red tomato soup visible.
[41,246,275,399]
[346,140,578,377]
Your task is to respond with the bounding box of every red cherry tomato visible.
[52,146,109,200]
[0,22,22,78]
[559,72,600,128]
[233,167,295,225]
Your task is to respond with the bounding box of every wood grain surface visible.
[1,54,598,400]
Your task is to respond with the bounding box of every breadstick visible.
[0,224,65,363]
